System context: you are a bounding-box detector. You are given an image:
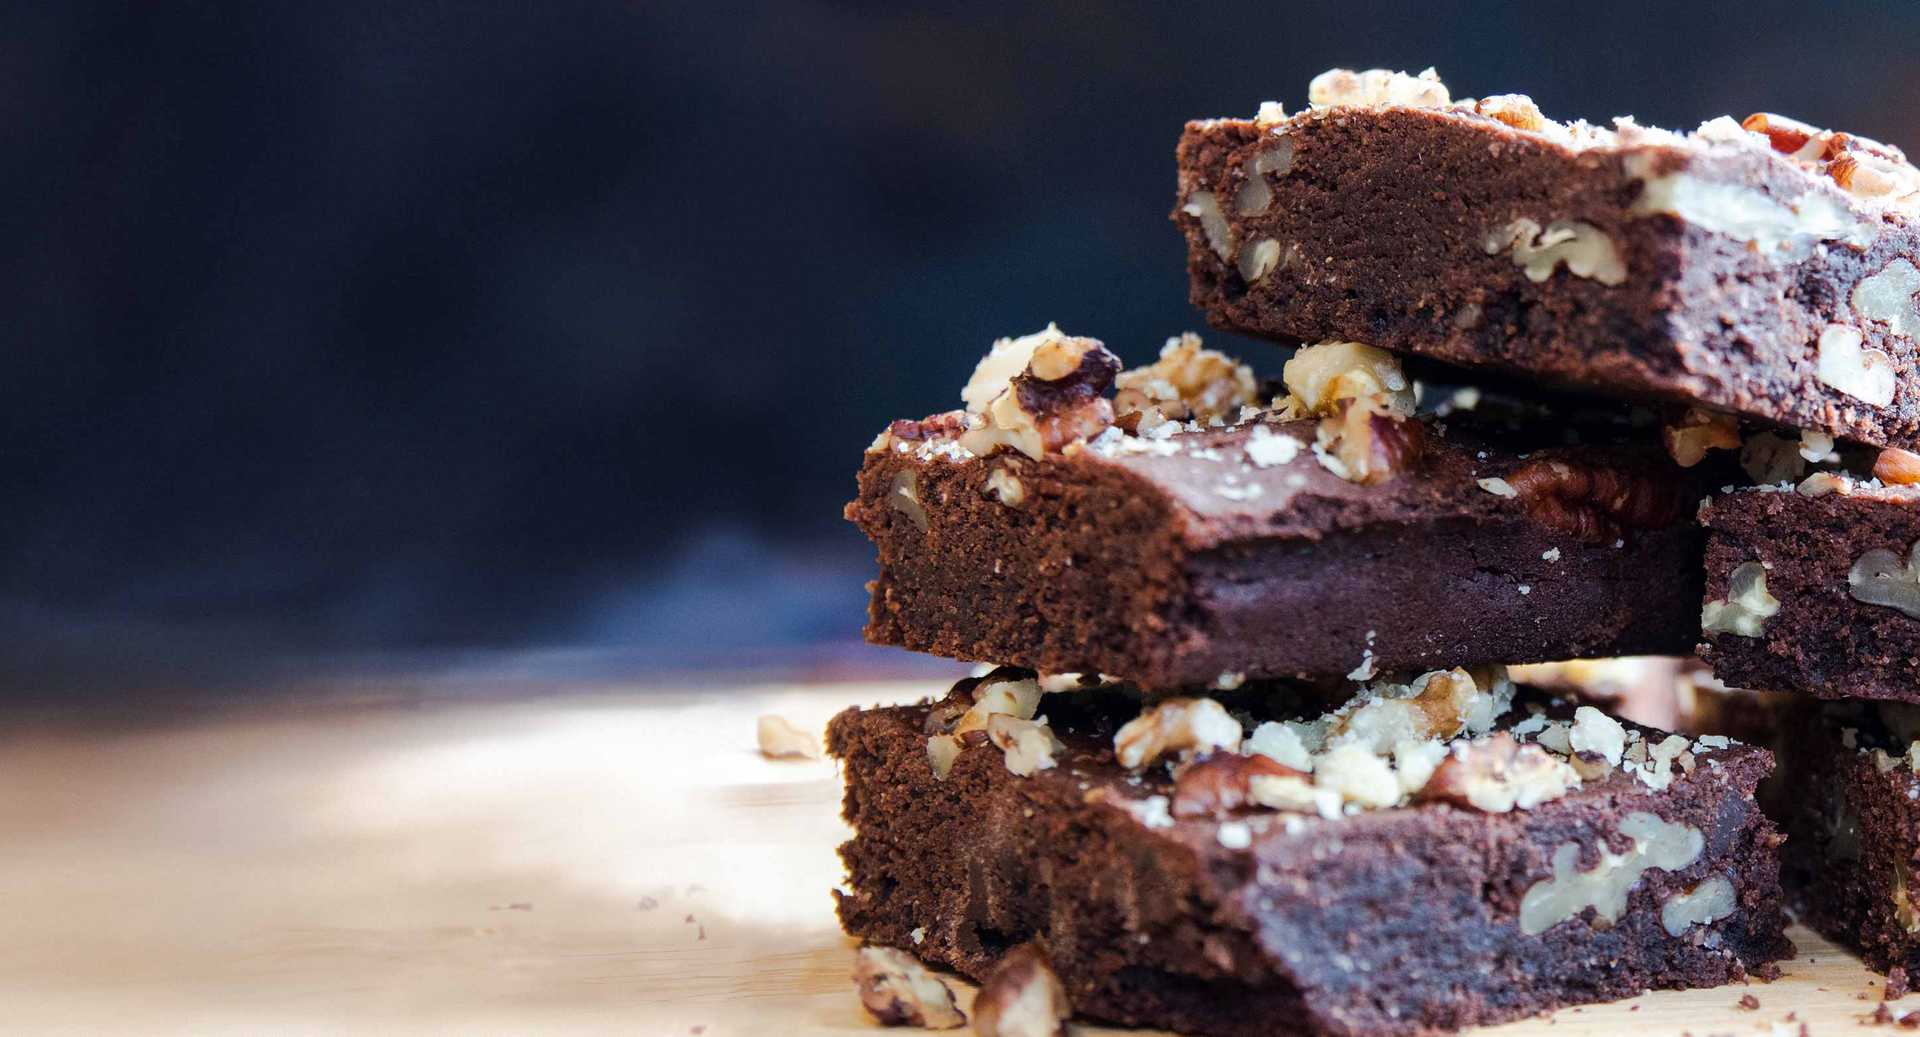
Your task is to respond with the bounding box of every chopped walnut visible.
[1501,457,1691,542]
[854,946,967,1029]
[1328,667,1511,751]
[1245,720,1316,771]
[756,715,820,760]
[1738,432,1806,484]
[1851,539,1920,620]
[1476,94,1548,132]
[1312,742,1402,808]
[970,944,1069,1037]
[1744,112,1920,212]
[1662,407,1741,467]
[1815,324,1896,408]
[1182,191,1232,260]
[985,466,1026,507]
[1876,447,1920,485]
[1171,752,1306,818]
[1114,697,1244,770]
[1854,259,1920,342]
[959,329,1120,459]
[1567,706,1627,766]
[1702,561,1781,636]
[1113,333,1258,429]
[1420,734,1580,813]
[1307,67,1450,109]
[1247,773,1343,818]
[927,734,964,780]
[1484,218,1626,286]
[1312,393,1426,485]
[986,714,1064,776]
[1279,341,1413,418]
[952,673,1043,735]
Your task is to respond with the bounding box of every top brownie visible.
[1176,68,1920,447]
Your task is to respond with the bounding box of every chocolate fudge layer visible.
[853,411,1705,689]
[831,671,1790,1037]
[1176,69,1920,447]
[1728,698,1920,975]
[1699,482,1920,701]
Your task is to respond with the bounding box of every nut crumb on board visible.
[757,714,821,759]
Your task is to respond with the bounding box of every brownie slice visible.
[830,673,1790,1037]
[1699,483,1920,701]
[852,411,1707,689]
[1176,68,1920,447]
[1714,696,1920,976]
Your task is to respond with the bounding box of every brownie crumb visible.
[1892,966,1912,1001]
[1738,993,1761,1010]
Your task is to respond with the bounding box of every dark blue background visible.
[7,1,1919,692]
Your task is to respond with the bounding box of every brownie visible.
[1723,697,1920,975]
[1699,483,1920,701]
[851,410,1708,689]
[1175,68,1920,446]
[829,672,1791,1037]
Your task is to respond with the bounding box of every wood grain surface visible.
[0,677,1903,1034]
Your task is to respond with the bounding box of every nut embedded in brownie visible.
[1698,478,1920,701]
[1175,67,1920,447]
[828,669,1791,1037]
[850,327,1710,688]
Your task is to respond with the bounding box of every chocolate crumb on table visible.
[1175,68,1920,448]
[829,670,1791,1037]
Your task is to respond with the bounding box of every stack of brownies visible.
[827,67,1920,1036]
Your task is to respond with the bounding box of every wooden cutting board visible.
[0,676,1902,1034]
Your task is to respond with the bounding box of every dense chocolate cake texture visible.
[830,667,1791,1037]
[1176,67,1920,447]
[850,325,1708,688]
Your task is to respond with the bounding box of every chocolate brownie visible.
[1717,696,1920,976]
[1176,68,1920,447]
[853,406,1707,690]
[829,670,1791,1037]
[1699,482,1920,701]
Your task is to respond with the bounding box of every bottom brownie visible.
[1735,696,1920,976]
[829,669,1791,1037]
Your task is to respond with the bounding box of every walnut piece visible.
[1877,447,1920,485]
[1476,94,1547,132]
[1567,705,1626,766]
[1501,458,1691,542]
[1854,259,1920,342]
[1329,667,1511,750]
[1661,407,1741,467]
[1744,112,1920,213]
[889,470,929,531]
[952,672,1044,735]
[985,467,1026,507]
[960,328,1121,459]
[1312,394,1426,485]
[1113,333,1258,429]
[1851,539,1920,620]
[1815,323,1896,408]
[1738,432,1806,484]
[986,714,1063,776]
[1660,874,1737,937]
[1484,218,1626,285]
[970,944,1070,1037]
[756,715,819,760]
[1181,191,1232,260]
[1702,561,1781,636]
[1113,697,1244,770]
[1518,811,1704,935]
[1171,752,1305,818]
[927,734,964,780]
[854,946,967,1029]
[1307,67,1450,109]
[1279,341,1413,417]
[1420,733,1579,813]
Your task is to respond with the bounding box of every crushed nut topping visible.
[854,946,967,1029]
[1702,561,1781,636]
[1744,112,1920,213]
[1113,332,1258,431]
[1420,733,1580,812]
[1312,393,1426,485]
[1114,697,1244,769]
[1308,67,1450,109]
[1171,752,1305,818]
[960,329,1121,460]
[987,714,1064,776]
[1278,341,1413,418]
[1851,539,1920,620]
